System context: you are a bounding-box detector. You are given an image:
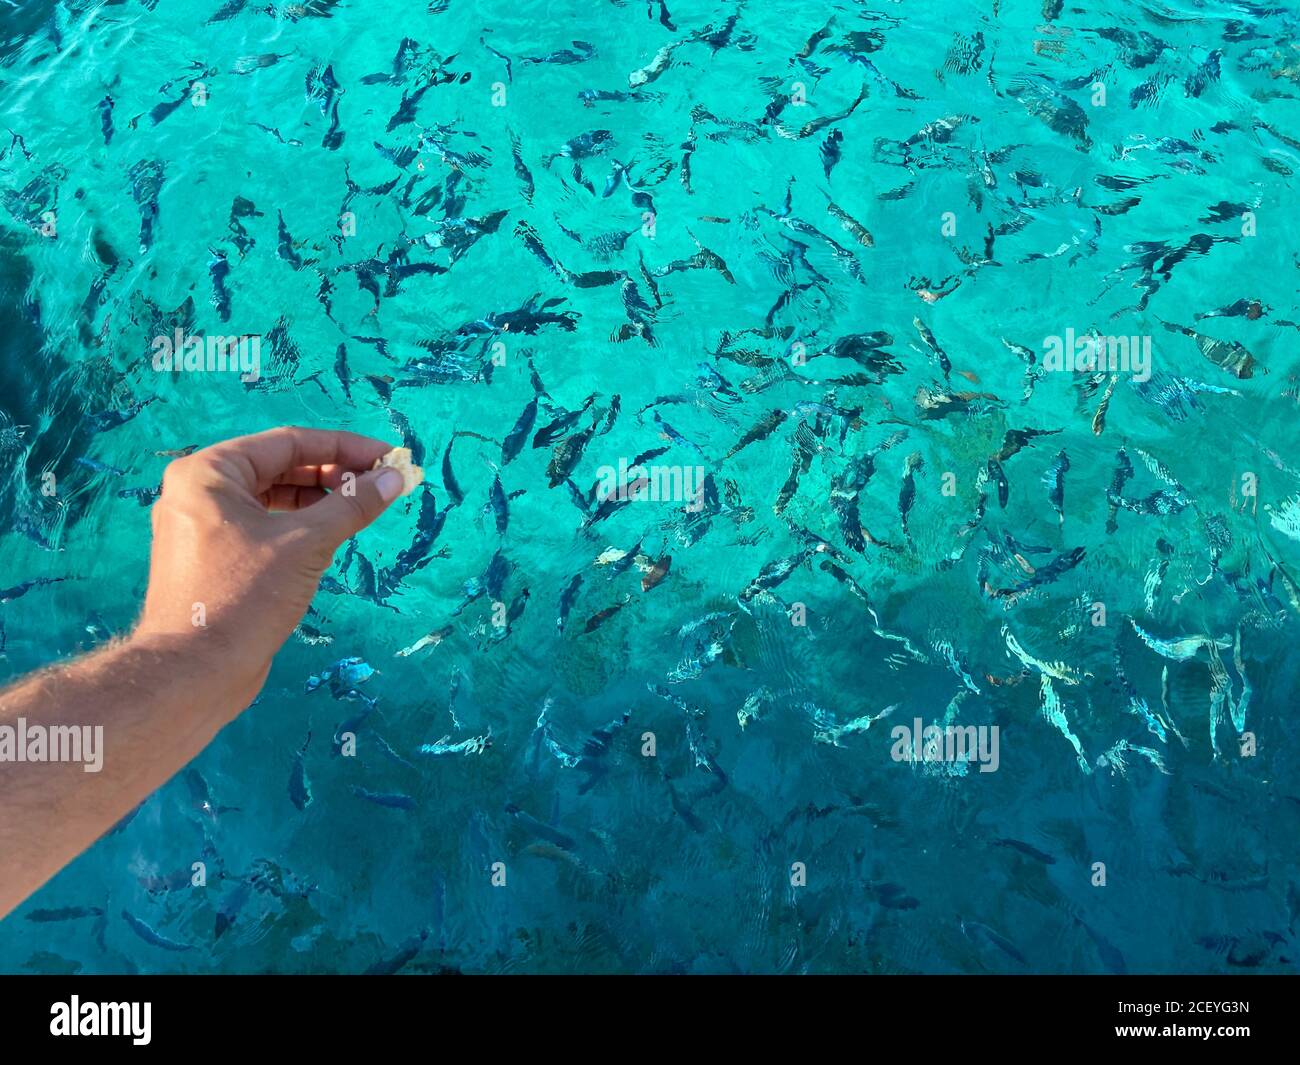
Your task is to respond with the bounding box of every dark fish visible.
[611,277,656,344]
[127,159,164,251]
[1094,26,1165,68]
[783,83,868,139]
[185,767,241,821]
[333,343,353,404]
[227,195,260,255]
[481,36,513,83]
[121,910,192,951]
[1112,489,1189,518]
[149,76,202,127]
[1195,298,1267,321]
[214,879,252,941]
[765,208,864,285]
[508,129,534,204]
[992,837,1055,865]
[569,268,625,288]
[546,418,597,488]
[231,52,293,76]
[820,128,843,178]
[1158,318,1256,378]
[632,444,671,468]
[505,802,576,850]
[654,232,735,285]
[1075,917,1126,975]
[350,785,416,810]
[1104,448,1134,534]
[584,227,637,260]
[1007,82,1090,149]
[649,684,728,785]
[557,572,583,634]
[546,129,614,166]
[307,62,345,149]
[1120,235,1238,311]
[724,408,788,461]
[386,82,435,131]
[502,398,538,464]
[680,126,696,193]
[364,929,429,975]
[523,41,596,66]
[533,394,594,448]
[899,452,923,538]
[0,576,69,604]
[1091,374,1119,436]
[366,373,394,406]
[652,410,700,454]
[796,18,835,60]
[276,210,309,269]
[697,6,741,49]
[774,425,818,515]
[819,559,874,612]
[441,437,465,506]
[98,95,114,145]
[598,394,621,436]
[825,197,873,247]
[361,37,424,85]
[313,269,336,320]
[491,586,531,642]
[25,906,105,923]
[664,771,706,832]
[1184,50,1222,98]
[289,732,312,811]
[961,917,1026,966]
[208,249,232,321]
[137,866,199,896]
[739,550,810,601]
[915,386,1003,420]
[988,546,1086,600]
[913,317,951,380]
[583,595,632,633]
[117,485,161,506]
[514,219,568,280]
[483,549,513,603]
[811,338,899,386]
[986,458,1009,508]
[1045,449,1069,527]
[993,427,1060,462]
[567,710,632,793]
[870,882,920,910]
[608,540,642,579]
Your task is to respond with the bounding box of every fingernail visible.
[375,468,404,503]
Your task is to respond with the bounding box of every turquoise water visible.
[2,0,1299,973]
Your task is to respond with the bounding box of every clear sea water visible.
[1,0,1299,974]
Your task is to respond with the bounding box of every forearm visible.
[0,633,258,919]
[0,428,399,920]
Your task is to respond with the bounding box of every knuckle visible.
[161,453,220,495]
[159,456,194,493]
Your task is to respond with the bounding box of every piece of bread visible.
[372,446,424,496]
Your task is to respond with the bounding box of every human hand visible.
[133,427,405,710]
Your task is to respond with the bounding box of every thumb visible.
[303,467,405,547]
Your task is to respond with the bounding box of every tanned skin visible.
[0,427,407,919]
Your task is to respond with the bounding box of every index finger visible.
[201,427,395,496]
